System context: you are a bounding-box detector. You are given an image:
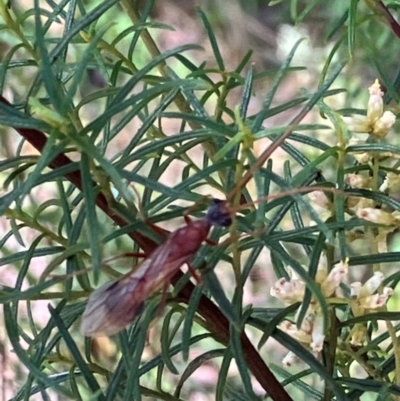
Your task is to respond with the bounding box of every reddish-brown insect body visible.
[81,199,232,337]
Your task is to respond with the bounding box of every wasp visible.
[81,198,232,337]
[80,183,334,338]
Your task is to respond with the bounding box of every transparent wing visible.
[80,241,174,337]
[80,272,145,337]
[81,236,194,337]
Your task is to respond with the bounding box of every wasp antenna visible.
[226,111,311,202]
[228,185,340,214]
[183,195,212,217]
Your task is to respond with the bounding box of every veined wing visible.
[81,236,192,337]
[80,273,145,337]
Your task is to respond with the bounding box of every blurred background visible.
[1,0,400,400]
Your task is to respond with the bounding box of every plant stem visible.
[0,1,36,58]
[120,0,219,163]
[1,93,294,401]
[370,145,400,393]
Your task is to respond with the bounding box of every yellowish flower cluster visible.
[343,79,396,138]
[271,262,393,366]
[307,81,398,250]
[350,272,393,346]
[344,82,399,251]
[345,80,396,166]
[273,80,397,367]
[271,260,348,366]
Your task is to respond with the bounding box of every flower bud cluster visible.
[271,260,348,364]
[350,272,393,346]
[345,173,400,252]
[335,81,399,249]
[343,79,396,169]
[270,262,393,365]
[270,80,396,367]
[343,80,396,139]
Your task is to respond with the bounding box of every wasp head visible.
[206,199,232,227]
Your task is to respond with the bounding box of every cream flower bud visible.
[375,229,396,254]
[350,282,362,297]
[362,291,392,309]
[344,80,394,139]
[362,286,393,309]
[270,277,305,304]
[354,152,372,164]
[346,173,370,189]
[383,286,394,297]
[300,317,313,334]
[308,191,331,210]
[367,79,384,123]
[347,196,361,210]
[361,294,380,309]
[380,172,400,193]
[343,115,370,133]
[315,259,328,285]
[309,211,332,227]
[347,137,364,146]
[359,271,384,298]
[311,313,325,352]
[282,351,298,367]
[346,138,372,163]
[351,197,375,213]
[380,151,400,159]
[356,208,396,225]
[351,302,364,317]
[351,323,367,346]
[320,261,348,297]
[373,111,396,137]
[279,321,311,343]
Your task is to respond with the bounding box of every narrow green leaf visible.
[326,10,349,41]
[253,38,305,133]
[216,348,232,401]
[339,377,398,395]
[34,0,64,110]
[272,364,322,398]
[296,232,326,329]
[3,303,73,398]
[0,134,60,216]
[181,285,203,361]
[295,0,323,24]
[0,43,25,93]
[64,25,111,109]
[160,308,180,374]
[230,317,259,401]
[175,349,225,398]
[48,304,105,400]
[80,154,102,283]
[49,0,121,61]
[197,8,225,71]
[348,0,359,58]
[127,0,157,61]
[256,303,301,349]
[111,22,174,47]
[202,270,239,328]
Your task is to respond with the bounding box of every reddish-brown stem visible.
[0,95,156,253]
[375,1,400,39]
[0,95,293,401]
